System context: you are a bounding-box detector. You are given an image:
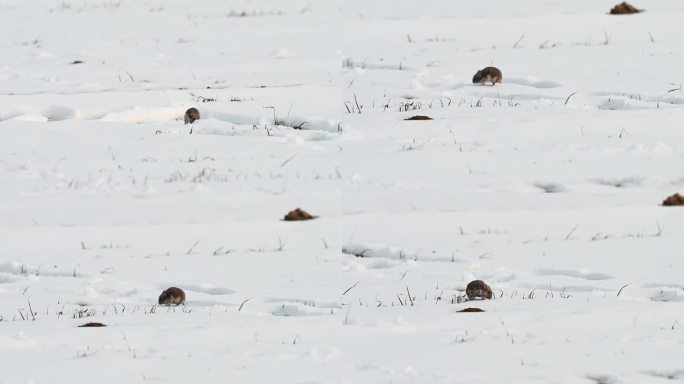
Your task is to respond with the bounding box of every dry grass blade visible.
[617,284,630,297]
[343,282,359,296]
[238,298,251,312]
[564,92,577,105]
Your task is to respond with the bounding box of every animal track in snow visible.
[593,176,645,189]
[0,104,345,134]
[168,283,234,296]
[342,243,418,261]
[271,303,334,317]
[651,288,684,302]
[504,77,562,89]
[263,297,341,310]
[536,268,613,281]
[533,181,568,193]
[0,261,87,278]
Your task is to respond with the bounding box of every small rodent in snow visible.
[184,108,200,124]
[466,280,493,300]
[472,67,502,86]
[158,287,186,306]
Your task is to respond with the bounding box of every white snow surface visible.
[1,0,684,383]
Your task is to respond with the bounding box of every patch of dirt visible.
[404,115,432,121]
[609,2,641,14]
[457,308,485,313]
[283,208,316,221]
[662,193,684,206]
[79,322,106,327]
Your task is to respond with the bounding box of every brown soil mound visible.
[663,193,684,206]
[404,115,433,121]
[79,322,106,327]
[283,208,316,221]
[610,2,641,14]
[458,308,485,313]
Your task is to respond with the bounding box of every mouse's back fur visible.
[472,67,502,85]
[159,287,186,306]
[184,108,200,124]
[466,280,493,300]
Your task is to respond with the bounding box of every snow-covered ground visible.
[1,0,684,383]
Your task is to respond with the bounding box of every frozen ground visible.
[340,1,684,383]
[1,0,684,383]
[0,0,342,382]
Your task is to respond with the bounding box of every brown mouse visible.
[158,287,186,306]
[472,67,502,86]
[466,280,493,300]
[184,108,200,124]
